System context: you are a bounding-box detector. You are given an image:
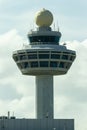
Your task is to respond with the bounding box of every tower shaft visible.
[36,75,53,119]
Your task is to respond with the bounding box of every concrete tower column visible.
[36,75,54,119]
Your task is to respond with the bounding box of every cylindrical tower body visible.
[36,75,53,119]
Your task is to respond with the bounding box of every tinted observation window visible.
[59,62,65,68]
[39,54,49,59]
[31,62,38,67]
[23,62,29,68]
[29,36,60,43]
[28,54,37,59]
[19,55,27,60]
[40,61,48,67]
[51,54,60,59]
[50,61,57,67]
[62,55,68,60]
[13,55,18,61]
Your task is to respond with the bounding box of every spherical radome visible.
[35,9,53,27]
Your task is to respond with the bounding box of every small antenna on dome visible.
[33,21,34,30]
[53,22,55,31]
[42,8,45,10]
[13,111,14,117]
[57,20,60,32]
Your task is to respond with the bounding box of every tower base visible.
[0,118,74,130]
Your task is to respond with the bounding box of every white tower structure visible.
[13,9,76,119]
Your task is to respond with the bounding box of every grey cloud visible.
[0,83,22,100]
[57,86,87,103]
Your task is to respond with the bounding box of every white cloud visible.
[54,39,87,130]
[0,29,35,118]
[0,30,87,130]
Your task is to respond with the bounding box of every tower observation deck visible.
[13,9,76,119]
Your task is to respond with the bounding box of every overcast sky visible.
[0,0,87,130]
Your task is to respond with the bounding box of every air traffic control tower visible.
[12,9,76,130]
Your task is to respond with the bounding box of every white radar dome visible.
[35,8,53,27]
